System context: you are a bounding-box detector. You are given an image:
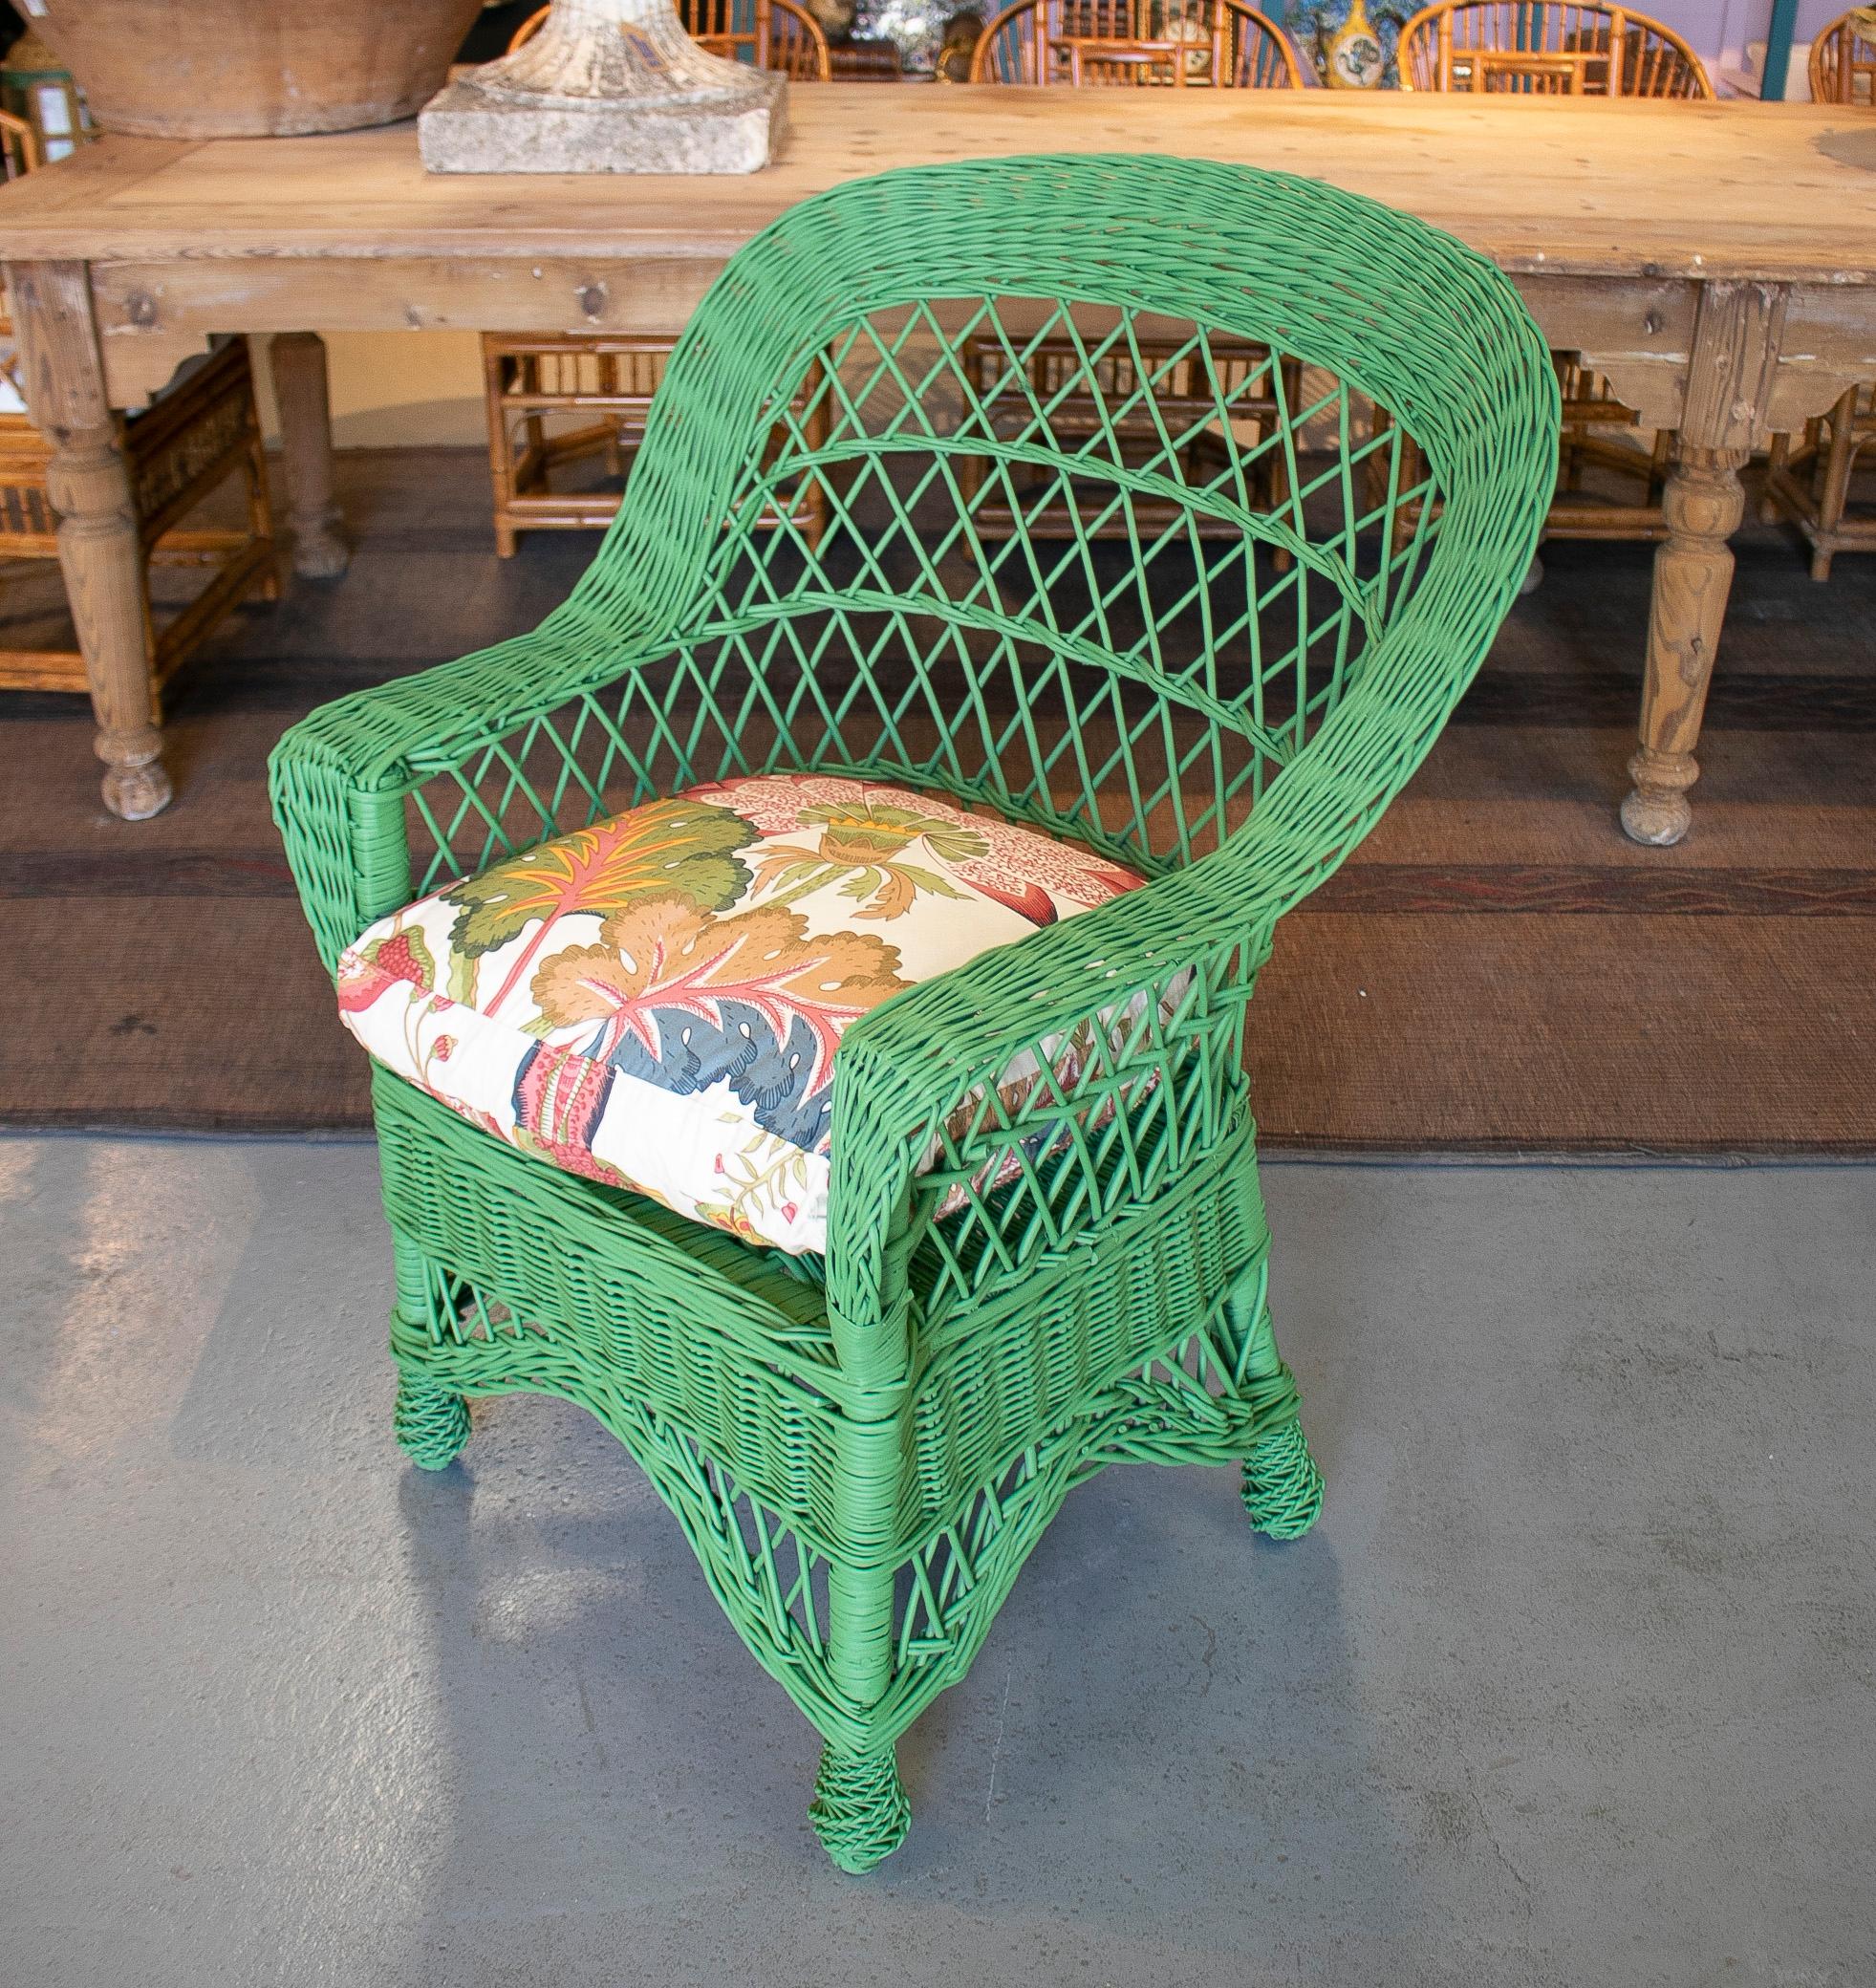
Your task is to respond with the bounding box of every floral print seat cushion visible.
[336,774,1149,1254]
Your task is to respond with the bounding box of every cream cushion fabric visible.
[336,773,1149,1254]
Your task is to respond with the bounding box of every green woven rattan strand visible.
[392,1371,471,1471]
[809,1748,913,1873]
[270,155,1560,1873]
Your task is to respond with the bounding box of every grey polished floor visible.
[1,1138,1870,1988]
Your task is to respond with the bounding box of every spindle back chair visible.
[965,1,1301,543]
[0,107,275,705]
[1398,0,1712,95]
[483,0,832,555]
[1809,7,1876,104]
[1396,0,1710,552]
[971,0,1301,84]
[510,0,833,73]
[1762,10,1876,575]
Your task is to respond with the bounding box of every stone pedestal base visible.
[419,70,787,174]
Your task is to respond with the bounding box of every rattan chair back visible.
[1398,0,1713,94]
[510,0,832,75]
[971,0,1301,85]
[1810,8,1876,103]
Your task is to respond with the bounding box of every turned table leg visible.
[7,259,168,819]
[1621,444,1747,847]
[270,332,349,578]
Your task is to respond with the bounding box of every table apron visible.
[85,254,733,406]
[74,257,1876,436]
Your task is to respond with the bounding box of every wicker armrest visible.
[275,594,666,797]
[816,585,1518,1346]
[269,601,685,969]
[820,854,1249,1324]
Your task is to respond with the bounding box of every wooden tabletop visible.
[1,86,1873,286]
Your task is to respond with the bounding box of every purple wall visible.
[1667,0,1854,89]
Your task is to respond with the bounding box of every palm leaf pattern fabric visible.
[334,775,1149,1252]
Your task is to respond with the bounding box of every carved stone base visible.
[419,68,787,175]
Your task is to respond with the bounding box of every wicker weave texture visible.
[271,156,1559,1870]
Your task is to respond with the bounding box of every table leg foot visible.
[292,516,349,580]
[97,728,173,820]
[1620,747,1695,846]
[270,332,350,579]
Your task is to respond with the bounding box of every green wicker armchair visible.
[270,155,1558,1872]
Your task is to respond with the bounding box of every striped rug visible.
[2,447,1871,1154]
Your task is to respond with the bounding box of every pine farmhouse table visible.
[0,88,1871,837]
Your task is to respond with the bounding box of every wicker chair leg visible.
[387,1233,468,1469]
[809,1742,911,1873]
[810,1551,909,1870]
[394,1369,471,1470]
[1227,1267,1325,1540]
[1240,1417,1325,1540]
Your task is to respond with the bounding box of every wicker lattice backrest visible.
[1811,9,1876,103]
[379,157,1554,920]
[1398,0,1713,95]
[971,0,1301,84]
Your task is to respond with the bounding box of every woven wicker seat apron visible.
[271,155,1559,1870]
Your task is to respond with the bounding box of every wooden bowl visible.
[35,0,488,139]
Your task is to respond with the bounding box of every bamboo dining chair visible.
[1397,0,1711,95]
[1396,1,1710,551]
[481,0,832,556]
[0,107,276,708]
[272,156,1559,1872]
[970,0,1302,85]
[1809,5,1876,102]
[1758,8,1876,575]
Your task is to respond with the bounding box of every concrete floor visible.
[0,1139,1870,1988]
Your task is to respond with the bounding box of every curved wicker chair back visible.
[1810,8,1876,103]
[510,0,831,76]
[383,155,1554,939]
[971,0,1301,85]
[1398,0,1713,95]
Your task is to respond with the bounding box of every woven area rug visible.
[2,447,1872,1153]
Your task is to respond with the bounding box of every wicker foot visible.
[394,1372,470,1470]
[809,1743,910,1872]
[1240,1417,1324,1540]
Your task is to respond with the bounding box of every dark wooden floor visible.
[2,445,1872,1149]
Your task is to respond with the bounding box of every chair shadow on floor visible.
[153,1103,1418,1964]
[379,1381,1413,1967]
